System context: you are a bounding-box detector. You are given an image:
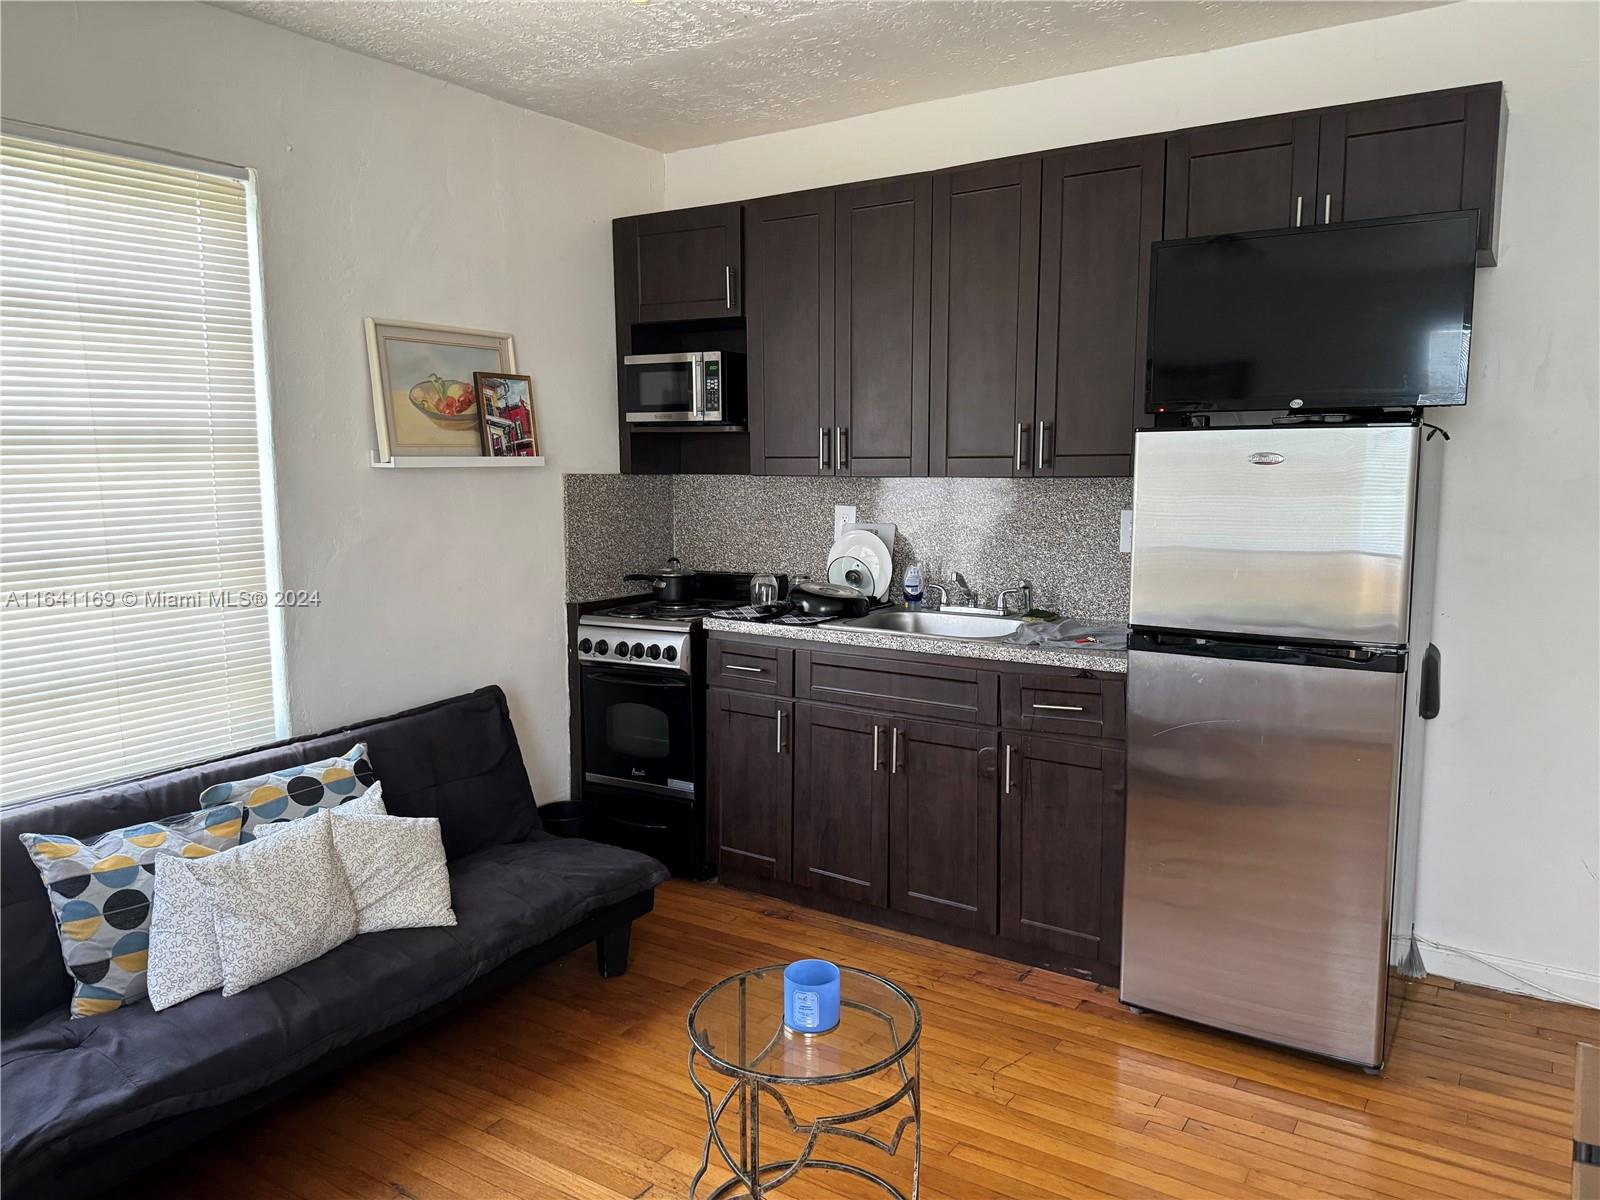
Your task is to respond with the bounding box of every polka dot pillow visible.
[198,743,376,841]
[18,804,246,1018]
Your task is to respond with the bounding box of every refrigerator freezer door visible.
[1122,647,1406,1067]
[1130,425,1420,644]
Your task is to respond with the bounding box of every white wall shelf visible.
[370,452,546,469]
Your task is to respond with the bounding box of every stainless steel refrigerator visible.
[1121,423,1441,1069]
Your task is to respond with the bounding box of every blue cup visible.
[783,959,841,1035]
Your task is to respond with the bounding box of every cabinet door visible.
[834,177,931,477]
[888,718,997,933]
[793,704,890,907]
[999,734,1126,964]
[630,205,742,323]
[930,158,1041,478]
[747,191,835,476]
[1318,84,1505,264]
[1036,138,1163,479]
[708,691,792,882]
[1164,115,1319,239]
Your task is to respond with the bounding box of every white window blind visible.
[0,128,284,805]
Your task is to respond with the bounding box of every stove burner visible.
[596,599,719,620]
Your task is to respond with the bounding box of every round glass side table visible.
[687,964,922,1199]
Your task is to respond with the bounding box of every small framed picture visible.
[474,372,540,458]
[364,319,516,460]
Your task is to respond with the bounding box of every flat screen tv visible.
[1145,211,1478,414]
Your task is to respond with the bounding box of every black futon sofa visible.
[0,685,668,1199]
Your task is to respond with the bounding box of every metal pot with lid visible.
[624,557,697,605]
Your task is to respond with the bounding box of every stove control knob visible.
[592,639,607,655]
[647,644,661,660]
[663,645,678,662]
[614,642,628,657]
[630,643,646,658]
[578,638,593,654]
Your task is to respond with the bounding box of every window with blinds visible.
[0,127,285,806]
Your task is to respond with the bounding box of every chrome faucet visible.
[997,579,1033,616]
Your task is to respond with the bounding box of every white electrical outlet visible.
[834,505,857,540]
[1119,509,1134,554]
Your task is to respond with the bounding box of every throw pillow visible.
[329,813,455,935]
[146,854,225,1011]
[252,780,387,838]
[17,805,246,1017]
[198,743,375,840]
[188,811,358,996]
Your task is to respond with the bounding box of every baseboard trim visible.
[1417,939,1600,1009]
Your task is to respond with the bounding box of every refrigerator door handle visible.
[1420,644,1441,719]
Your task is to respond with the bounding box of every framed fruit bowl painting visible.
[474,372,539,458]
[365,318,516,460]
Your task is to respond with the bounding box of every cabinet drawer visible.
[797,649,997,725]
[1002,673,1125,741]
[708,638,794,696]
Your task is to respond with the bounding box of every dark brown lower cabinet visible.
[707,637,1128,981]
[1000,733,1126,966]
[708,691,792,882]
[888,717,998,934]
[793,703,889,907]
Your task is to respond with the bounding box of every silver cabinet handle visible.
[1004,743,1013,795]
[890,727,899,775]
[1323,193,1332,224]
[727,664,763,674]
[775,708,784,754]
[1294,195,1303,227]
[725,265,732,309]
[836,426,848,470]
[1036,420,1048,471]
[1015,422,1027,471]
[1033,703,1086,713]
[873,724,881,772]
[819,426,830,471]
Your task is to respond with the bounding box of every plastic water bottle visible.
[903,563,923,609]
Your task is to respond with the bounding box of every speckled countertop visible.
[702,617,1128,674]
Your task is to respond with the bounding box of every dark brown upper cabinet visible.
[746,190,835,475]
[1318,83,1505,265]
[834,177,932,477]
[627,204,743,323]
[930,158,1042,478]
[1036,137,1164,478]
[1164,114,1321,239]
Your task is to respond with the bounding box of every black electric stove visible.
[574,571,785,876]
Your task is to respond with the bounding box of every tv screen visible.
[1145,211,1477,414]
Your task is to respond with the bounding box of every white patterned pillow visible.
[147,854,225,1011]
[187,810,357,996]
[329,813,455,935]
[253,780,387,838]
[198,743,375,841]
[18,805,244,1017]
[149,786,387,1010]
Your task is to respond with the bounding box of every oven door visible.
[622,353,703,423]
[582,664,696,795]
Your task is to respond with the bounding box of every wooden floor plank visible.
[124,879,1585,1199]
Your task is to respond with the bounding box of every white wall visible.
[667,0,1600,1004]
[0,2,662,807]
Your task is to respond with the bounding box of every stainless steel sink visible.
[838,608,1024,640]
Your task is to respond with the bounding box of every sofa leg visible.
[596,923,632,978]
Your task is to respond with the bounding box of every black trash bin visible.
[538,800,594,839]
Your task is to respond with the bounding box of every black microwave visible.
[622,351,745,424]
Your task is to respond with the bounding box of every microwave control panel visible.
[703,358,721,416]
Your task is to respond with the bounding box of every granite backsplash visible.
[565,474,1132,621]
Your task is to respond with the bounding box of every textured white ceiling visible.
[223,1,1440,151]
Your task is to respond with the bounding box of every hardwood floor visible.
[135,880,1594,1199]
